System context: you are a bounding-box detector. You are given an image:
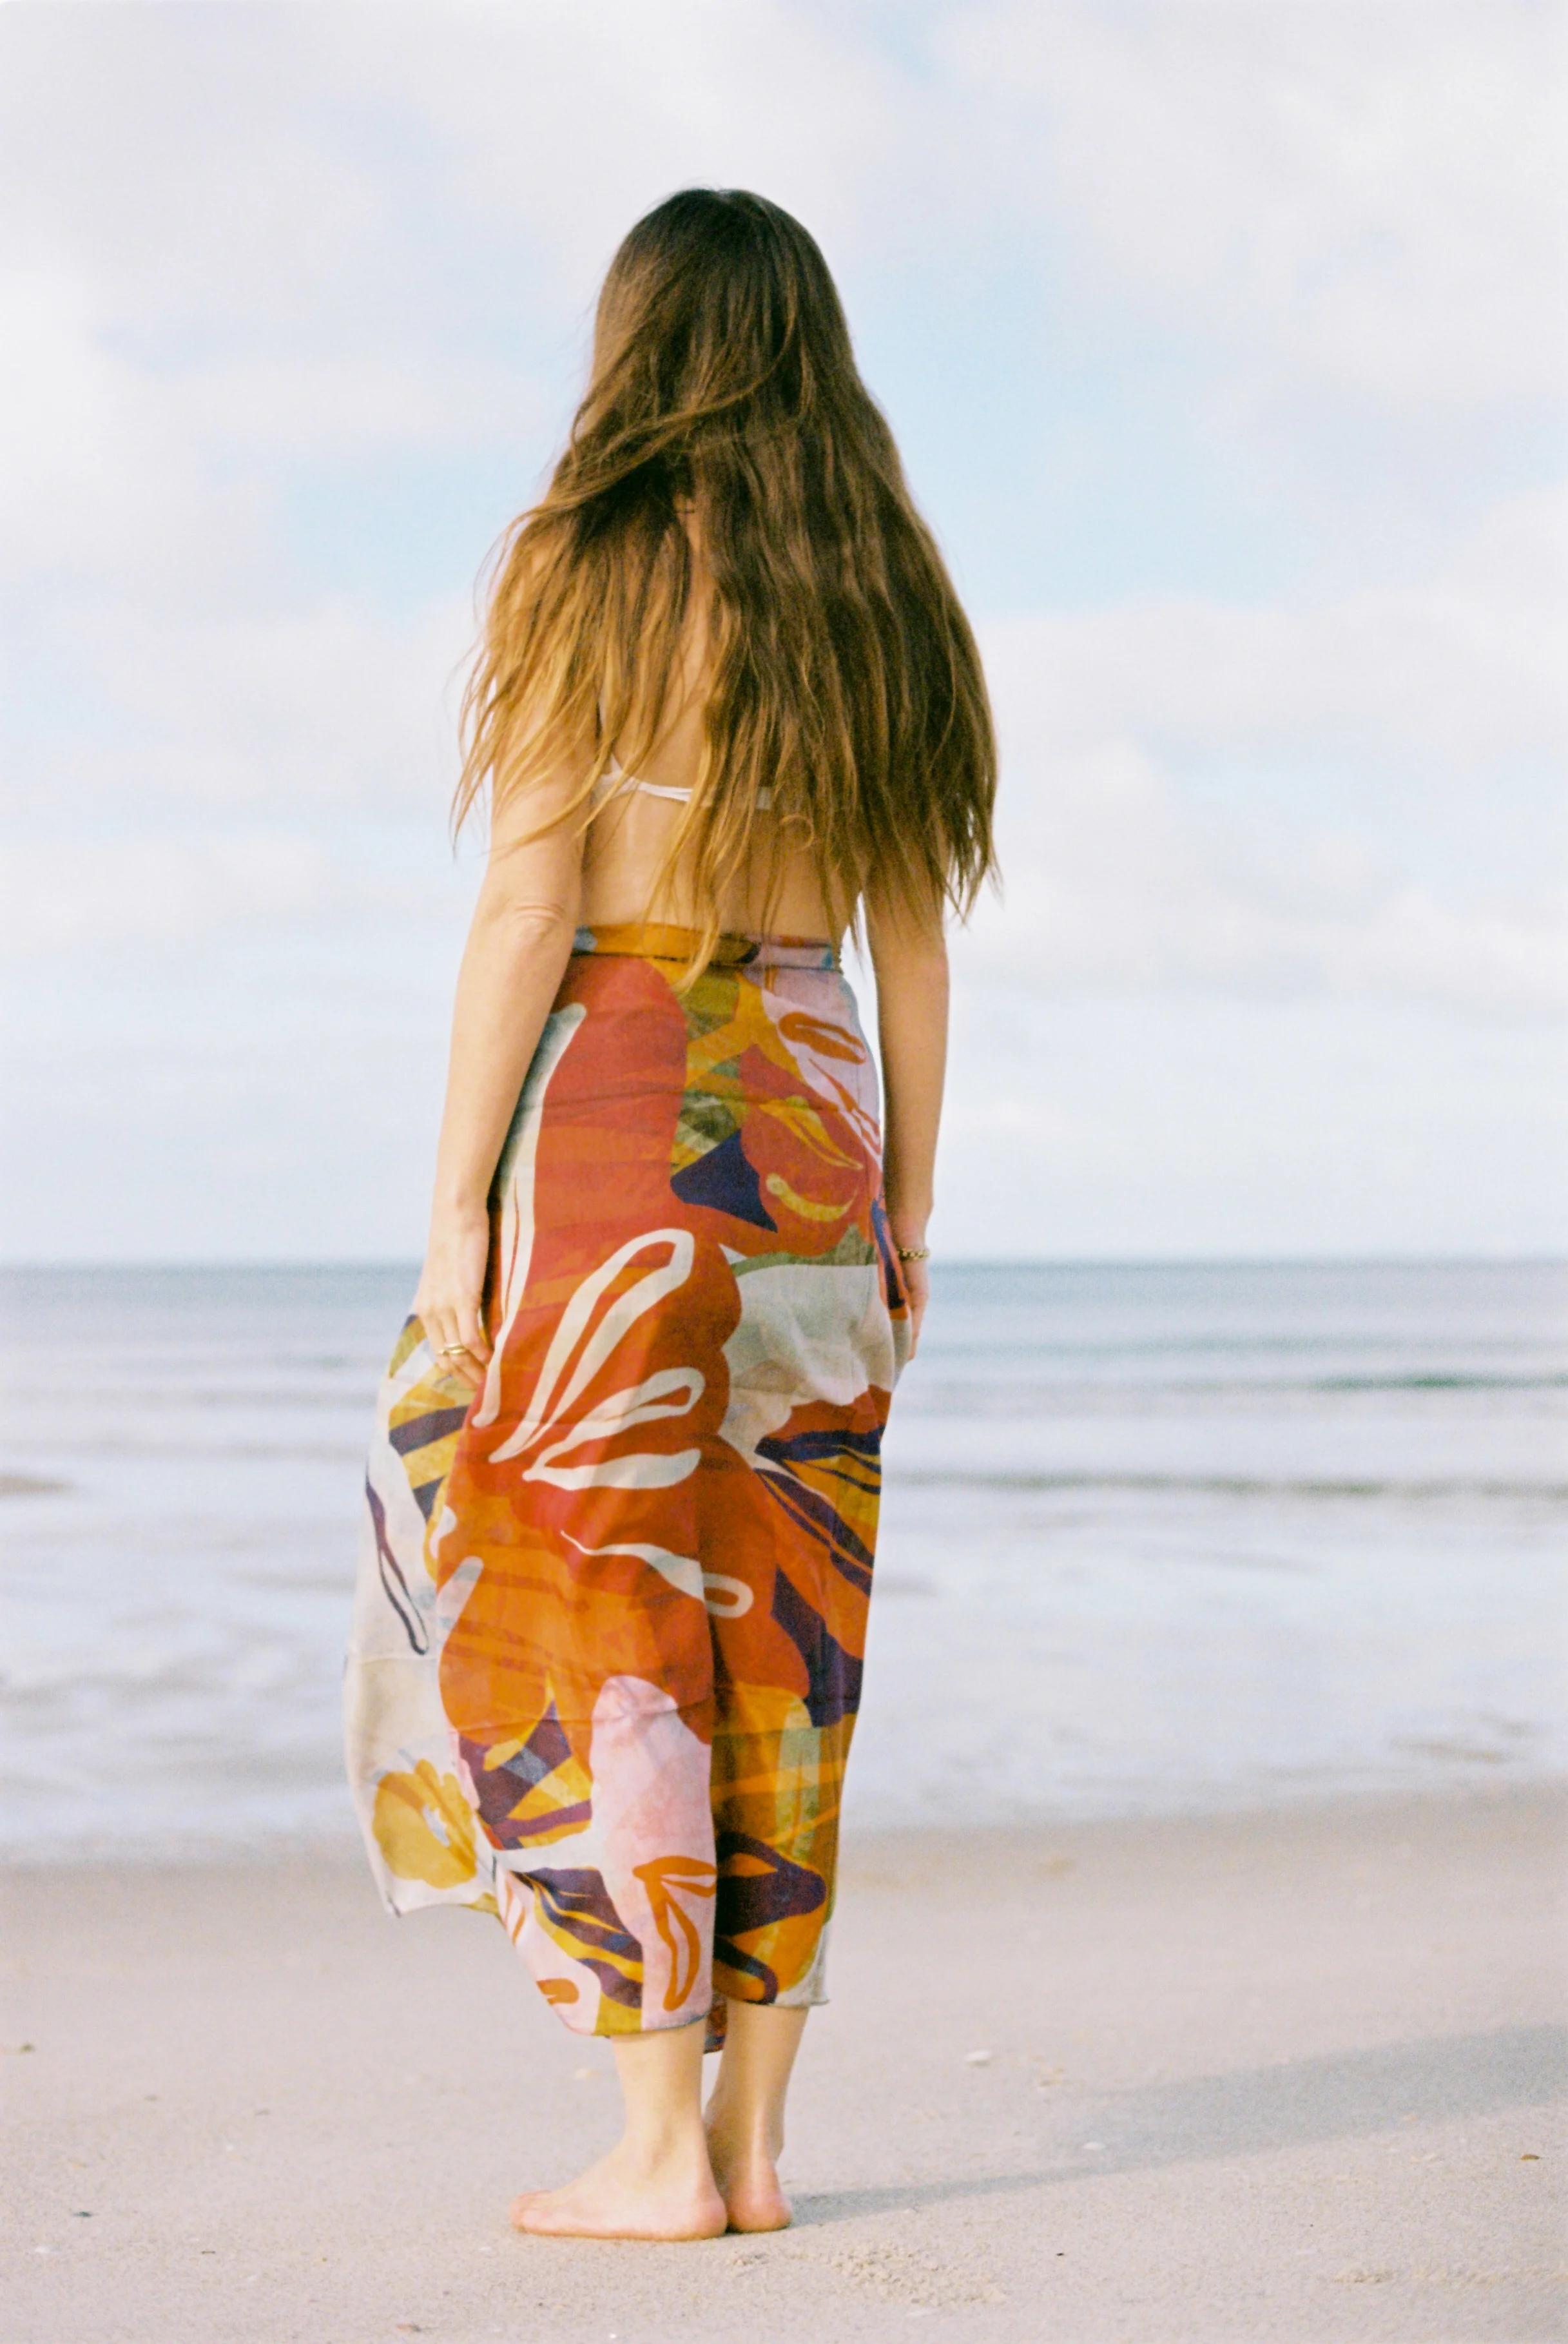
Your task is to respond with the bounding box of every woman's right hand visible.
[413,1208,494,1394]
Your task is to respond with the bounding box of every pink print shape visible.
[590,1675,717,2026]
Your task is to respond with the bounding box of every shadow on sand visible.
[793,2022,1565,2225]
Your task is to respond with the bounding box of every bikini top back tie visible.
[590,759,772,812]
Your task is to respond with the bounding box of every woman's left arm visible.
[413,773,585,1391]
[866,886,950,1361]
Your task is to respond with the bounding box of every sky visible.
[1,0,1564,1263]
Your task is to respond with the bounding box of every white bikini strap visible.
[589,757,771,811]
[591,753,693,806]
[628,777,693,803]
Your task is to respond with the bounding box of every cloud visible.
[960,735,1567,1019]
[0,7,383,331]
[0,1,905,344]
[77,596,474,808]
[0,267,547,605]
[1,572,474,821]
[334,0,906,286]
[0,270,271,593]
[983,484,1568,769]
[0,832,336,955]
[942,0,1567,407]
[965,487,1568,1021]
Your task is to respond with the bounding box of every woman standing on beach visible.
[344,188,995,2242]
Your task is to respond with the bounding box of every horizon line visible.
[1,1254,1563,1274]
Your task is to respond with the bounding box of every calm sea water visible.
[1,1261,1563,1857]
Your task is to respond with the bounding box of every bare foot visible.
[706,2129,793,2233]
[510,2136,727,2242]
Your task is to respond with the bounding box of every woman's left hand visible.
[893,1237,929,1359]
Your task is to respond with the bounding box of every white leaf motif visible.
[562,1533,704,1602]
[488,1230,704,1490]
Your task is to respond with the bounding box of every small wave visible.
[0,1439,365,1463]
[892,1469,1568,1501]
[0,1473,72,1498]
[1310,1373,1568,1393]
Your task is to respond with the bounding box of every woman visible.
[344,188,996,2243]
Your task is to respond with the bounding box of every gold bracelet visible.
[894,1244,930,1261]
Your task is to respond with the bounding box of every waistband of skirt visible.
[571,921,840,972]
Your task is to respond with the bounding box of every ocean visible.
[1,1260,1562,1858]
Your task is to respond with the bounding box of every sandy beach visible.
[4,1785,1563,2344]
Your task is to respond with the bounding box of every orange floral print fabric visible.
[345,925,908,2038]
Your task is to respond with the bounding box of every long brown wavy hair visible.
[456,188,996,967]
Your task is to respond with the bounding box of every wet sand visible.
[5,1787,1564,2343]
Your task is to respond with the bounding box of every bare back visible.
[578,548,838,944]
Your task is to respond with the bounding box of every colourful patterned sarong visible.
[344,923,908,2038]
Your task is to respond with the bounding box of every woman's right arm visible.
[413,771,585,1391]
[866,889,950,1359]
